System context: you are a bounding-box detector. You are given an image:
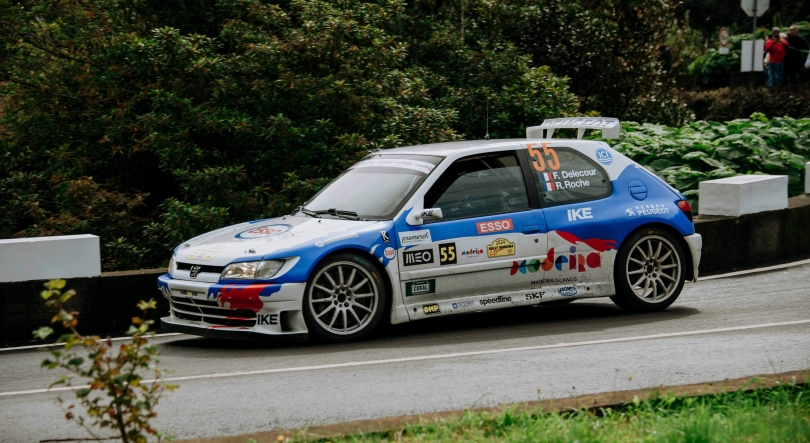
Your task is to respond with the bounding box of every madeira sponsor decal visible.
[405,279,436,297]
[452,301,475,310]
[422,303,441,315]
[510,231,616,274]
[479,295,512,306]
[315,232,360,247]
[399,230,432,246]
[558,286,578,297]
[235,224,292,239]
[383,247,396,260]
[476,218,514,234]
[403,249,434,266]
[623,204,670,218]
[531,277,577,285]
[487,238,516,258]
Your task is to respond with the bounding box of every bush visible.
[685,87,810,122]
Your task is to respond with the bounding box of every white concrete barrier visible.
[699,175,788,217]
[805,162,809,194]
[0,234,101,283]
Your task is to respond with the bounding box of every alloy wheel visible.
[625,235,682,303]
[308,261,380,335]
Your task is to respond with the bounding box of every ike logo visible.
[567,207,593,221]
[258,314,278,325]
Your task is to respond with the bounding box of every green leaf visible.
[33,327,54,340]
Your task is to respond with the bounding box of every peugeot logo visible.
[189,265,202,279]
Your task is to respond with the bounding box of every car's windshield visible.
[304,154,443,220]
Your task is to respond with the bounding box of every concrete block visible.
[699,175,788,217]
[805,162,810,194]
[0,234,101,283]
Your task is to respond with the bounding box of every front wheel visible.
[303,253,387,342]
[610,228,686,312]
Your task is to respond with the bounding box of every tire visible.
[610,227,686,312]
[303,253,387,342]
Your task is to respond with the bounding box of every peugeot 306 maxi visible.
[158,118,702,342]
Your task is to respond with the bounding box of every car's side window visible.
[526,145,611,207]
[424,151,530,222]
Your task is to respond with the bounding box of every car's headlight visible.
[220,260,285,280]
[168,256,177,275]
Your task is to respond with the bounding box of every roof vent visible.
[526,117,620,140]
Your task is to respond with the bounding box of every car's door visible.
[398,149,548,308]
[524,142,617,298]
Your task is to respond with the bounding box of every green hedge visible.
[685,87,810,122]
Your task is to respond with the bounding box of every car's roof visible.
[379,138,596,157]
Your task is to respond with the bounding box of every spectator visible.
[765,27,789,86]
[786,25,809,85]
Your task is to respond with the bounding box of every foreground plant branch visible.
[34,279,175,443]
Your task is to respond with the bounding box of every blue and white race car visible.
[158,117,702,342]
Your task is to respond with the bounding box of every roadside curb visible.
[179,370,808,443]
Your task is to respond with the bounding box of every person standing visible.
[765,27,790,86]
[786,25,809,85]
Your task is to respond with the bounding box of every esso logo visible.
[235,224,292,239]
[383,247,396,260]
[476,218,514,234]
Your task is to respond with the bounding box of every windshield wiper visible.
[314,208,361,220]
[295,206,322,218]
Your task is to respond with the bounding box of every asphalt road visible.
[2,262,810,442]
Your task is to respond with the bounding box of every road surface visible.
[1,262,809,442]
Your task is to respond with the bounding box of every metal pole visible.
[753,1,757,72]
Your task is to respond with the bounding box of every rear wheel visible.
[610,228,685,312]
[303,253,386,342]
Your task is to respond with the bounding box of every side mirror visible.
[417,208,443,220]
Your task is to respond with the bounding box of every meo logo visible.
[404,250,434,266]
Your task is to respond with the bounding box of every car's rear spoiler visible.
[526,117,620,140]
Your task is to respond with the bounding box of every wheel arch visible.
[618,222,695,281]
[310,247,394,318]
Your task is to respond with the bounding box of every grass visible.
[294,380,810,443]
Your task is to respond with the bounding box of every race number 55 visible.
[439,243,457,265]
[527,142,560,172]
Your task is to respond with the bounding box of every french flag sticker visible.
[542,172,556,191]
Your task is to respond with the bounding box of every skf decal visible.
[487,238,515,258]
[476,218,513,234]
[525,291,544,301]
[257,314,278,325]
[422,303,441,315]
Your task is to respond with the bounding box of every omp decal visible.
[235,224,293,239]
[567,207,593,221]
[406,279,436,297]
[595,148,613,165]
[207,284,282,312]
[422,303,441,315]
[399,230,432,246]
[510,231,617,275]
[623,204,671,218]
[558,286,578,296]
[315,232,359,247]
[476,218,513,234]
[352,158,436,174]
[439,243,457,265]
[487,238,515,258]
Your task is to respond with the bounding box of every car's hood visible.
[175,216,382,266]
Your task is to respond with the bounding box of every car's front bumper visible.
[157,274,309,340]
[684,233,702,281]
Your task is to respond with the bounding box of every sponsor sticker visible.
[595,148,613,165]
[476,218,514,234]
[487,238,516,258]
[567,207,593,221]
[352,158,436,175]
[451,301,476,310]
[623,204,671,218]
[380,230,391,244]
[460,247,484,258]
[439,243,457,265]
[257,314,279,325]
[405,279,436,297]
[558,286,578,297]
[399,230,432,246]
[186,246,225,261]
[315,232,360,247]
[422,303,441,315]
[235,224,292,239]
[403,249,434,266]
[531,277,577,285]
[525,291,544,301]
[383,247,396,260]
[479,295,512,306]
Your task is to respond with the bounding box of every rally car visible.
[158,117,702,342]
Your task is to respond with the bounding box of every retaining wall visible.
[2,195,809,346]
